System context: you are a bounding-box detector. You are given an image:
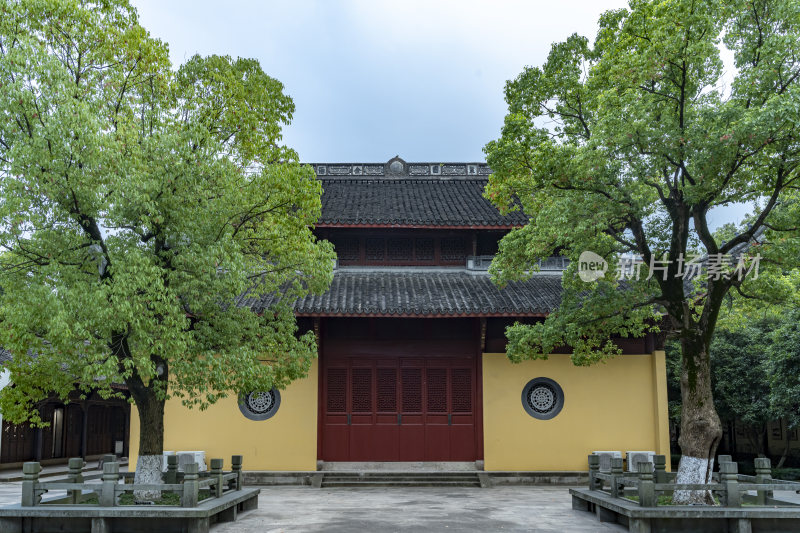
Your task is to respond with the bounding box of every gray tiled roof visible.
[239,270,562,317]
[317,177,528,227]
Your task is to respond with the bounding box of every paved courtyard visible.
[0,482,622,532]
[2,480,800,532]
[213,486,625,533]
[0,482,627,533]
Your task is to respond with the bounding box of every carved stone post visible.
[653,455,667,484]
[721,461,740,508]
[165,454,178,485]
[210,458,224,498]
[100,453,116,472]
[21,462,41,507]
[182,463,199,508]
[588,454,600,490]
[99,461,119,507]
[754,457,773,505]
[637,461,655,507]
[610,457,623,498]
[67,457,85,504]
[231,455,243,490]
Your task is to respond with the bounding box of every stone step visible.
[322,472,479,477]
[323,476,478,482]
[321,479,482,488]
[320,461,478,472]
[319,471,483,488]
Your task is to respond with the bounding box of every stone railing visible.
[587,454,800,508]
[466,255,569,272]
[21,454,244,508]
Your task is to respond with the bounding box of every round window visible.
[239,389,281,421]
[521,378,564,420]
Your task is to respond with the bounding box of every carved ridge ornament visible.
[312,161,492,178]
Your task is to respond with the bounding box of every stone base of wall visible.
[244,470,588,487]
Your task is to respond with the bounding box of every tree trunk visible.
[745,424,767,457]
[674,333,722,505]
[130,383,165,501]
[776,425,791,469]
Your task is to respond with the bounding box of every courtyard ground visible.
[2,480,800,531]
[212,485,626,532]
[0,482,622,532]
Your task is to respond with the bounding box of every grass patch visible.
[118,492,181,506]
[625,494,723,506]
[624,494,677,506]
[772,468,800,481]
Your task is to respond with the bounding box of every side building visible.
[0,351,131,470]
[130,157,670,472]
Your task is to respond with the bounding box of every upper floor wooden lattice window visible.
[329,234,472,266]
[440,237,467,263]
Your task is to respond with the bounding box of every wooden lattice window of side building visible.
[376,368,397,412]
[451,368,472,413]
[326,368,347,413]
[351,368,373,412]
[426,368,448,413]
[365,238,385,262]
[387,238,413,262]
[401,368,422,412]
[440,237,466,262]
[332,237,360,264]
[414,238,434,262]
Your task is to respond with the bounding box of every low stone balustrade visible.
[574,454,800,532]
[0,454,257,533]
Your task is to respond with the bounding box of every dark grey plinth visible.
[244,470,588,486]
[570,488,800,533]
[0,487,259,533]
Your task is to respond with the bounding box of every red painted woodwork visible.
[321,355,479,461]
[0,419,36,463]
[317,223,519,229]
[64,404,83,458]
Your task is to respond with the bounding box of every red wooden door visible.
[321,356,477,461]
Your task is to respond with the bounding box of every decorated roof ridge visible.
[308,156,492,178]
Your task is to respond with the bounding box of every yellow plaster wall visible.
[129,360,318,471]
[482,352,671,471]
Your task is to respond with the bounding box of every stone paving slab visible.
[211,486,627,532]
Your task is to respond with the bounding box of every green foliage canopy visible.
[484,0,800,365]
[0,0,335,425]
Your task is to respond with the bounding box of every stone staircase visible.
[319,471,484,488]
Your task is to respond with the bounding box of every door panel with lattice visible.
[321,355,478,461]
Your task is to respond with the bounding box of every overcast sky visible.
[131,0,748,228]
[132,0,632,163]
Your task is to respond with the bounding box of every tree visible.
[667,310,800,463]
[710,325,772,457]
[484,0,800,503]
[767,308,800,467]
[0,0,334,493]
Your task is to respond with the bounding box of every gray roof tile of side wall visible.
[312,162,528,227]
[238,270,562,317]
